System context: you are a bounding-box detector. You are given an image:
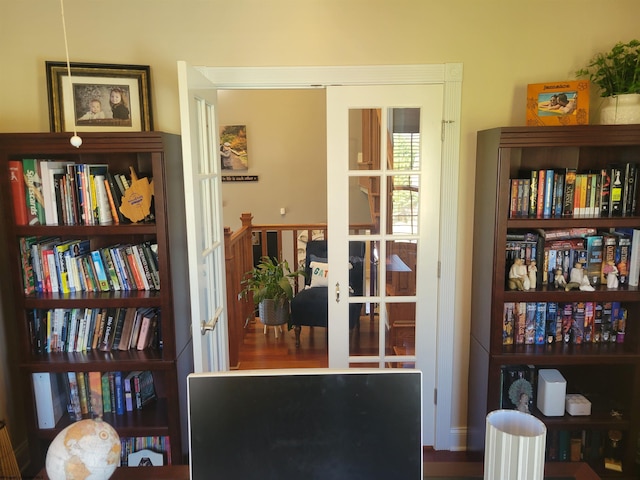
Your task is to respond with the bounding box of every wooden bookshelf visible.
[468,125,640,479]
[0,132,192,469]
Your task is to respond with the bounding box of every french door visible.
[177,61,229,372]
[177,63,462,448]
[326,84,443,445]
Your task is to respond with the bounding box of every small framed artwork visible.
[219,125,249,171]
[526,80,590,126]
[46,61,153,132]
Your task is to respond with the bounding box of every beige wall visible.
[1,0,639,456]
[217,89,327,229]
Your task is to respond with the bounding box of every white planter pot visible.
[600,93,640,124]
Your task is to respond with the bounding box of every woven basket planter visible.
[258,299,290,326]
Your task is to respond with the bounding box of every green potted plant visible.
[576,39,640,124]
[240,256,301,326]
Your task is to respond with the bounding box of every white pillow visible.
[309,261,329,288]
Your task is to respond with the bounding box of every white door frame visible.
[196,64,462,450]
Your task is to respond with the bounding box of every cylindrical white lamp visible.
[484,409,547,480]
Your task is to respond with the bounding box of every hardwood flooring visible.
[236,318,477,460]
[236,318,328,370]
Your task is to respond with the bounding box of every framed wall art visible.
[46,61,153,132]
[219,124,249,171]
[526,80,590,126]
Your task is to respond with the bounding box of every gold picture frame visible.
[526,80,590,126]
[46,61,153,132]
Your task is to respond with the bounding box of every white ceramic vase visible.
[600,93,640,124]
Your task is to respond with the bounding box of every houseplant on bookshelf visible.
[576,39,640,124]
[240,256,301,326]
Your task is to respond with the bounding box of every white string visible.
[59,0,82,147]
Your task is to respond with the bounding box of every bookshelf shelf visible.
[468,125,640,479]
[0,132,192,471]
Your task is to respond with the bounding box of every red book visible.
[8,160,28,225]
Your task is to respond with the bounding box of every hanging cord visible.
[60,0,82,148]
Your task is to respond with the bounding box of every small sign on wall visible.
[222,175,259,183]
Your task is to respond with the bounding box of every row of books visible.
[20,237,159,295]
[503,301,626,346]
[506,227,640,289]
[120,436,172,467]
[508,163,638,219]
[8,159,141,226]
[32,370,157,429]
[546,429,611,465]
[28,307,161,354]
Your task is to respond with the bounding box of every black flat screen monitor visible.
[187,368,423,480]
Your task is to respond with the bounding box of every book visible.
[9,160,28,225]
[111,307,128,350]
[524,302,536,345]
[572,301,586,344]
[117,307,137,351]
[623,162,637,216]
[585,235,603,286]
[543,169,554,218]
[19,236,37,295]
[562,168,576,217]
[599,168,611,217]
[22,158,45,225]
[628,229,640,287]
[528,170,538,217]
[32,372,65,428]
[88,371,103,418]
[545,302,558,344]
[514,302,526,345]
[610,165,625,216]
[76,371,90,417]
[601,234,618,284]
[502,302,514,345]
[136,370,157,408]
[99,308,118,352]
[500,365,535,411]
[114,371,125,415]
[124,371,141,411]
[101,372,112,414]
[583,302,595,343]
[66,372,82,421]
[91,250,111,292]
[39,160,68,225]
[535,302,546,345]
[136,309,157,350]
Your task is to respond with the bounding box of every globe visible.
[45,418,121,480]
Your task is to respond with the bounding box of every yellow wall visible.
[1,0,639,456]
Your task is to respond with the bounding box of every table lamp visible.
[484,409,547,480]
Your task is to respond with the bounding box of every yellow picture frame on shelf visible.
[526,80,590,126]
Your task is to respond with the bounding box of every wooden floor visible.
[236,318,477,461]
[236,318,328,370]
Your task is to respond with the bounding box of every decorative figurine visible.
[508,258,528,291]
[603,260,620,289]
[528,260,537,290]
[565,262,595,291]
[554,268,567,289]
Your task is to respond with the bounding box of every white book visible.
[40,160,67,225]
[32,372,65,429]
[629,229,640,287]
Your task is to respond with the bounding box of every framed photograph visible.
[46,61,153,132]
[219,125,249,171]
[526,80,590,126]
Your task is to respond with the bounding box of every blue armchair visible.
[290,240,365,347]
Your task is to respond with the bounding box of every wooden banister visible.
[223,213,375,365]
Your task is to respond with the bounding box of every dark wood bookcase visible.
[468,125,640,479]
[0,132,192,470]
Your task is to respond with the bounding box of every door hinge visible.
[434,388,438,405]
[437,260,441,279]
